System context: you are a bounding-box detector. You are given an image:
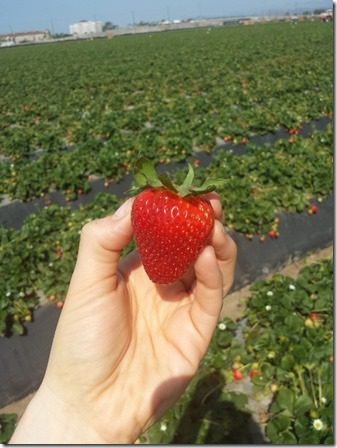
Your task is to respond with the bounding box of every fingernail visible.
[113,199,132,220]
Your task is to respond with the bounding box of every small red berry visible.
[56,301,64,310]
[223,135,232,142]
[309,205,318,215]
[232,369,243,381]
[310,312,318,322]
[55,246,63,258]
[193,159,201,167]
[268,229,278,239]
[249,368,259,378]
[288,128,299,135]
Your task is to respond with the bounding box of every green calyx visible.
[130,157,224,198]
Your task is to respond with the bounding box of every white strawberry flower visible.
[321,397,327,405]
[160,423,168,432]
[267,291,274,297]
[312,419,324,431]
[218,322,227,331]
[6,291,11,297]
[289,284,296,290]
[265,305,272,311]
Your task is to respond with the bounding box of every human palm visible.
[12,196,236,444]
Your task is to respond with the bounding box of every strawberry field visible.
[0,19,333,444]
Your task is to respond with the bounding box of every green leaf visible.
[12,321,24,336]
[266,420,279,442]
[183,164,195,190]
[278,430,297,444]
[157,173,177,193]
[133,158,162,188]
[270,414,291,432]
[293,395,313,416]
[281,354,295,370]
[0,413,17,443]
[276,388,295,416]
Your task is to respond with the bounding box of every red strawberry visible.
[249,368,259,378]
[308,204,318,215]
[232,369,243,381]
[268,229,278,239]
[310,312,318,322]
[131,158,222,284]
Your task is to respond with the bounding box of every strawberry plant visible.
[181,126,332,237]
[0,193,120,335]
[0,413,17,443]
[141,258,333,444]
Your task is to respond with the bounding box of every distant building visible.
[0,30,50,46]
[69,20,104,36]
[319,9,333,21]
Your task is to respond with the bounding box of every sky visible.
[0,0,332,34]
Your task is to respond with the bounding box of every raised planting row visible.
[0,117,331,231]
[177,125,333,237]
[141,258,333,444]
[0,21,332,202]
[0,193,121,336]
[0,121,333,336]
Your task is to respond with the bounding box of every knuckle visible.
[81,219,99,238]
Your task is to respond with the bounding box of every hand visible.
[10,194,237,444]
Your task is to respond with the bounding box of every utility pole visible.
[131,11,136,27]
[166,6,171,21]
[50,19,55,36]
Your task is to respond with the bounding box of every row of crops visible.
[0,22,332,202]
[0,122,333,336]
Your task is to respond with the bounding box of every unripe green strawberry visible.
[130,158,223,284]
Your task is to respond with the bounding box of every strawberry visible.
[310,312,318,322]
[268,229,278,239]
[232,369,243,381]
[131,158,222,284]
[308,204,318,215]
[249,368,259,378]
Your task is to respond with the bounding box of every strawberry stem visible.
[130,157,224,197]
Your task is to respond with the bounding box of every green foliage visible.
[0,413,17,443]
[142,259,333,444]
[0,193,120,335]
[188,126,332,236]
[0,22,333,201]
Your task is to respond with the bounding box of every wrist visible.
[9,382,135,444]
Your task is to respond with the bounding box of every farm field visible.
[0,19,333,444]
[0,21,332,201]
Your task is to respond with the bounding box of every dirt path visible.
[221,245,333,321]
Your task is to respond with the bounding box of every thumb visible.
[67,198,134,295]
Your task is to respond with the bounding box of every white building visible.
[69,20,104,36]
[0,30,50,46]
